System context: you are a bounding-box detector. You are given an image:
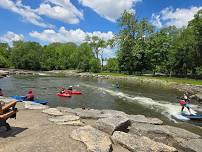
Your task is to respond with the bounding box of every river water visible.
[1,75,202,135]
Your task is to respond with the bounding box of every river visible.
[1,75,202,135]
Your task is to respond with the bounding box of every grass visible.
[98,72,128,77]
[142,76,202,85]
[98,72,202,86]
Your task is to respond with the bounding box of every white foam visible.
[82,83,198,121]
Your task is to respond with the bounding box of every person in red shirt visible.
[24,90,34,101]
[0,88,3,96]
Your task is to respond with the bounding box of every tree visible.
[89,58,101,73]
[86,35,107,69]
[77,43,95,71]
[0,43,10,68]
[11,41,42,70]
[106,58,119,72]
[117,11,153,74]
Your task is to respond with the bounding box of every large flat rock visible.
[43,108,63,116]
[70,125,112,152]
[130,123,200,140]
[57,107,127,119]
[96,116,131,135]
[48,115,83,126]
[128,115,163,125]
[176,138,202,152]
[112,131,176,152]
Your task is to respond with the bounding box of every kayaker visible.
[24,90,34,101]
[0,88,3,96]
[60,87,65,94]
[115,82,120,88]
[67,86,73,91]
[179,92,191,114]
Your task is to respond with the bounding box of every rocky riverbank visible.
[0,69,37,78]
[1,97,202,152]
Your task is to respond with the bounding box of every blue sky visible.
[0,0,201,58]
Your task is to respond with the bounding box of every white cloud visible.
[29,27,114,44]
[0,0,53,28]
[37,0,83,24]
[151,6,202,28]
[79,0,141,22]
[0,31,24,44]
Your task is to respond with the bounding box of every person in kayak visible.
[115,82,120,88]
[24,90,34,101]
[60,87,65,94]
[0,88,3,96]
[179,92,191,114]
[67,86,73,91]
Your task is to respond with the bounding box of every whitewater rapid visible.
[81,83,200,122]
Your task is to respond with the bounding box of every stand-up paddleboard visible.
[57,93,71,97]
[181,113,202,120]
[11,95,48,105]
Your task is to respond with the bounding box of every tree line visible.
[0,9,201,78]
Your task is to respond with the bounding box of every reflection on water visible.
[0,75,202,135]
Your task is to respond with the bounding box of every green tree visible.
[106,58,119,72]
[117,11,153,74]
[11,41,42,70]
[0,43,10,68]
[77,43,94,71]
[89,58,101,73]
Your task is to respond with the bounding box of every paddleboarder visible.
[179,92,192,114]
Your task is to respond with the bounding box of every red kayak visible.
[57,93,71,97]
[65,90,82,95]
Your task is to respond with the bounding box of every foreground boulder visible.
[130,123,200,140]
[57,107,127,119]
[70,125,112,152]
[128,115,163,125]
[48,115,83,126]
[112,131,176,152]
[176,138,202,152]
[96,116,131,135]
[43,108,63,116]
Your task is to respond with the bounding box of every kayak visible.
[11,95,48,105]
[181,113,202,120]
[57,93,71,97]
[65,90,82,95]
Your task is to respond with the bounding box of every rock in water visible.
[111,131,176,152]
[96,116,131,135]
[70,125,112,152]
[43,108,63,116]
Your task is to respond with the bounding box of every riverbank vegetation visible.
[0,9,202,79]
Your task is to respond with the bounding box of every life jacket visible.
[179,100,186,106]
[26,90,34,100]
[0,91,3,96]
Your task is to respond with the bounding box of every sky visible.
[0,0,201,58]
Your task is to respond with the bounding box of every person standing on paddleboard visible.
[179,92,192,114]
